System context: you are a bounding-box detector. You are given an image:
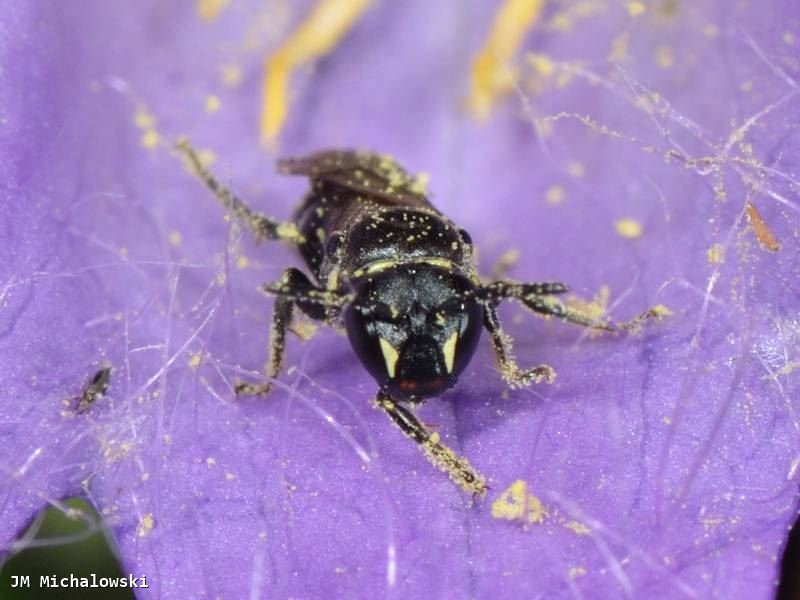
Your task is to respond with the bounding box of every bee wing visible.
[277,150,428,204]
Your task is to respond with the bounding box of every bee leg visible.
[236,268,343,397]
[234,289,294,397]
[520,293,614,331]
[174,137,305,245]
[480,280,613,331]
[482,302,556,387]
[375,391,487,497]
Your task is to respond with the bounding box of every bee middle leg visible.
[481,280,613,331]
[478,279,614,388]
[235,268,344,397]
[174,137,305,246]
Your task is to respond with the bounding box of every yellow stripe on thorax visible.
[352,257,460,279]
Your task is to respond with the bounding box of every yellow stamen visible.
[469,0,546,120]
[196,0,229,23]
[261,0,375,146]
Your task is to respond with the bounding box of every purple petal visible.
[2,1,799,599]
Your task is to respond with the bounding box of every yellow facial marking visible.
[442,332,458,374]
[379,338,399,378]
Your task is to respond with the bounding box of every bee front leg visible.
[235,280,295,398]
[236,268,345,397]
[375,391,487,497]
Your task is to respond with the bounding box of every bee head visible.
[345,264,483,401]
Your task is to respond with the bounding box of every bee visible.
[176,140,610,495]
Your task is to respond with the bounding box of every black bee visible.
[176,140,610,495]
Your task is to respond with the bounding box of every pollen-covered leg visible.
[235,293,294,397]
[260,269,347,323]
[376,391,487,496]
[483,303,555,387]
[480,280,613,331]
[521,293,614,331]
[174,137,305,245]
[235,268,341,397]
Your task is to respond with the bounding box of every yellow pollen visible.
[220,63,242,88]
[545,184,565,205]
[137,514,155,537]
[615,218,643,239]
[205,94,221,113]
[491,479,548,524]
[706,243,725,264]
